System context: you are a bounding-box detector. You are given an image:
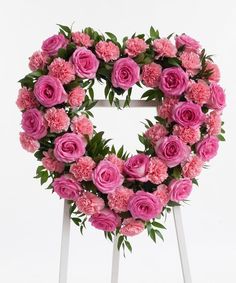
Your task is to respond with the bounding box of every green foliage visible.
[150,26,160,39]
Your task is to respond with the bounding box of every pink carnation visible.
[76,192,105,215]
[105,154,124,173]
[95,41,120,62]
[180,51,201,76]
[44,107,70,133]
[19,132,39,153]
[206,111,222,136]
[70,156,96,181]
[148,157,168,185]
[153,38,177,58]
[16,87,39,111]
[205,61,220,82]
[144,123,168,145]
[153,184,170,206]
[125,37,148,57]
[48,58,75,84]
[186,80,211,105]
[157,97,179,120]
[120,218,145,237]
[173,125,201,145]
[68,87,85,108]
[108,186,134,213]
[28,51,49,71]
[72,32,94,47]
[141,63,162,88]
[71,115,93,138]
[42,149,65,173]
[182,155,204,179]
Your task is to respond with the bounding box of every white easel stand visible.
[58,100,192,283]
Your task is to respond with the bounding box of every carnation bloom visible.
[44,107,70,133]
[72,32,93,47]
[147,157,168,185]
[173,125,200,145]
[206,111,222,136]
[144,123,167,145]
[19,132,39,153]
[141,63,162,88]
[120,218,145,237]
[186,80,211,105]
[205,61,220,82]
[105,154,124,173]
[182,155,204,179]
[153,38,177,58]
[76,192,105,215]
[48,58,75,84]
[153,184,170,206]
[16,87,39,111]
[157,97,179,120]
[70,156,96,181]
[108,186,134,212]
[125,37,148,57]
[95,41,120,62]
[68,86,85,108]
[70,115,94,138]
[42,149,65,173]
[180,51,201,76]
[28,51,49,71]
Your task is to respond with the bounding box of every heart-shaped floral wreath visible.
[17,24,226,253]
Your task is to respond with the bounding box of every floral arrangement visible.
[17,24,226,253]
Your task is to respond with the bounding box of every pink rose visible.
[186,80,210,106]
[76,191,105,215]
[34,75,67,107]
[175,34,201,53]
[206,111,221,136]
[205,61,220,83]
[71,47,99,79]
[147,157,168,185]
[70,156,96,181]
[54,133,86,163]
[95,41,120,62]
[168,178,192,202]
[208,83,226,110]
[141,63,162,88]
[42,149,65,173]
[182,155,204,179]
[111,58,140,90]
[48,58,75,85]
[21,108,47,140]
[92,160,124,194]
[89,208,121,232]
[44,107,70,133]
[16,87,39,111]
[125,37,148,57]
[180,51,201,76]
[19,132,39,153]
[42,34,68,56]
[128,191,163,221]
[173,125,200,145]
[153,38,177,58]
[172,101,204,128]
[70,115,93,138]
[124,154,149,182]
[68,86,85,108]
[196,136,219,161]
[120,218,145,237]
[72,32,93,47]
[153,184,170,206]
[53,174,82,201]
[159,67,188,96]
[155,136,190,168]
[28,51,49,71]
[108,186,134,213]
[144,123,167,145]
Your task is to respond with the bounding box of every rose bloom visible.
[111,57,140,90]
[92,160,124,194]
[168,178,193,202]
[124,37,148,57]
[48,58,75,84]
[124,154,149,182]
[44,107,70,133]
[205,61,220,83]
[155,135,190,168]
[19,132,39,153]
[173,124,200,145]
[175,34,201,53]
[105,154,124,173]
[153,184,170,206]
[120,218,145,237]
[159,67,188,96]
[16,87,39,111]
[180,51,201,76]
[42,149,65,173]
[34,75,67,107]
[71,115,93,138]
[208,83,226,110]
[68,87,85,108]
[144,123,167,145]
[128,191,163,221]
[153,38,177,58]
[186,80,211,105]
[42,34,68,56]
[141,63,162,88]
[148,157,168,185]
[95,41,120,62]
[196,136,219,161]
[28,51,49,71]
[157,97,179,120]
[89,208,121,232]
[182,155,204,179]
[172,101,204,129]
[21,108,47,140]
[206,111,221,136]
[76,192,105,215]
[108,186,134,213]
[53,174,82,201]
[70,156,96,181]
[72,32,93,47]
[54,133,86,163]
[71,47,99,79]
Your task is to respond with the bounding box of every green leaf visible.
[40,171,48,185]
[167,200,181,207]
[172,166,182,179]
[167,57,181,67]
[105,32,117,42]
[138,134,146,145]
[156,230,164,241]
[88,88,94,101]
[150,26,159,39]
[72,217,81,226]
[36,165,44,175]
[192,178,199,186]
[57,24,71,34]
[217,134,226,141]
[150,229,156,243]
[86,100,97,110]
[124,241,132,253]
[117,145,124,158]
[104,83,111,98]
[167,32,174,39]
[152,222,166,229]
[117,235,124,250]
[109,91,115,105]
[57,48,67,59]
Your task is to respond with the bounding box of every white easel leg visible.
[59,200,71,283]
[111,235,120,283]
[173,206,192,283]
